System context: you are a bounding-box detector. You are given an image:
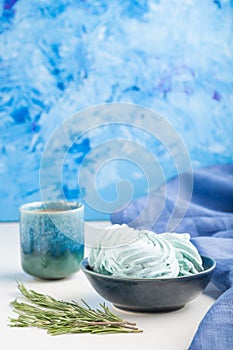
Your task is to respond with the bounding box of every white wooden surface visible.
[0,222,219,350]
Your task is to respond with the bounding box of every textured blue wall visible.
[0,0,233,221]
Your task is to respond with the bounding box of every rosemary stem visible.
[9,283,143,335]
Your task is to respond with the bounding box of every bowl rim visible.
[80,255,216,282]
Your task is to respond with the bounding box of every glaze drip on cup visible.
[88,224,203,278]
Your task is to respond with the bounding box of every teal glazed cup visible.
[19,201,84,280]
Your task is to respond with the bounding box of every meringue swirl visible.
[88,224,203,278]
[160,232,203,276]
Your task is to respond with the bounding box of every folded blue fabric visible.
[111,164,233,350]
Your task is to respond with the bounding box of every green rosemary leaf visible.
[9,283,142,335]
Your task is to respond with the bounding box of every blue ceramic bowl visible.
[81,256,216,312]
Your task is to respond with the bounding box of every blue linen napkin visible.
[111,164,233,350]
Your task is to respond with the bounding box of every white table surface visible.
[0,222,221,350]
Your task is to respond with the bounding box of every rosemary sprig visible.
[9,283,142,335]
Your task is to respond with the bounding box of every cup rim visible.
[19,200,84,214]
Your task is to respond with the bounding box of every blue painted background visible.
[1,0,233,221]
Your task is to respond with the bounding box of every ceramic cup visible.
[19,201,84,280]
